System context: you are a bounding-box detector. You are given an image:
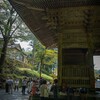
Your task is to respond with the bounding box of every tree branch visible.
[0,26,4,38]
[9,22,22,38]
[8,11,19,36]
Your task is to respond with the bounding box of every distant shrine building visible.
[9,0,100,89]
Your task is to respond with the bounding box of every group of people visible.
[29,78,59,100]
[25,77,59,100]
[5,77,34,95]
[5,77,19,94]
[5,77,59,100]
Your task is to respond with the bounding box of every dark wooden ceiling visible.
[8,0,100,52]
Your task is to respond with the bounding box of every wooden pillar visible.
[58,32,63,86]
[86,49,95,88]
[58,31,95,88]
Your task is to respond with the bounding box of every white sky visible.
[93,56,100,70]
[16,41,32,51]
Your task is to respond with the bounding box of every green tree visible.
[28,38,57,76]
[28,38,46,77]
[43,49,57,74]
[0,0,23,73]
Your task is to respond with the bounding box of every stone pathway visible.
[1,89,100,100]
[0,89,29,100]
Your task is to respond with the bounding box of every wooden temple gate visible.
[8,0,100,89]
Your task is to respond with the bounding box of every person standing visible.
[27,78,33,93]
[30,80,37,96]
[40,80,49,100]
[14,79,19,91]
[51,79,58,99]
[7,77,14,94]
[22,77,27,95]
[5,77,10,93]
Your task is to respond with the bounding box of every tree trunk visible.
[0,39,8,73]
[39,48,46,78]
[40,58,43,78]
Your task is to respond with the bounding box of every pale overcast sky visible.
[16,41,32,51]
[93,56,100,70]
